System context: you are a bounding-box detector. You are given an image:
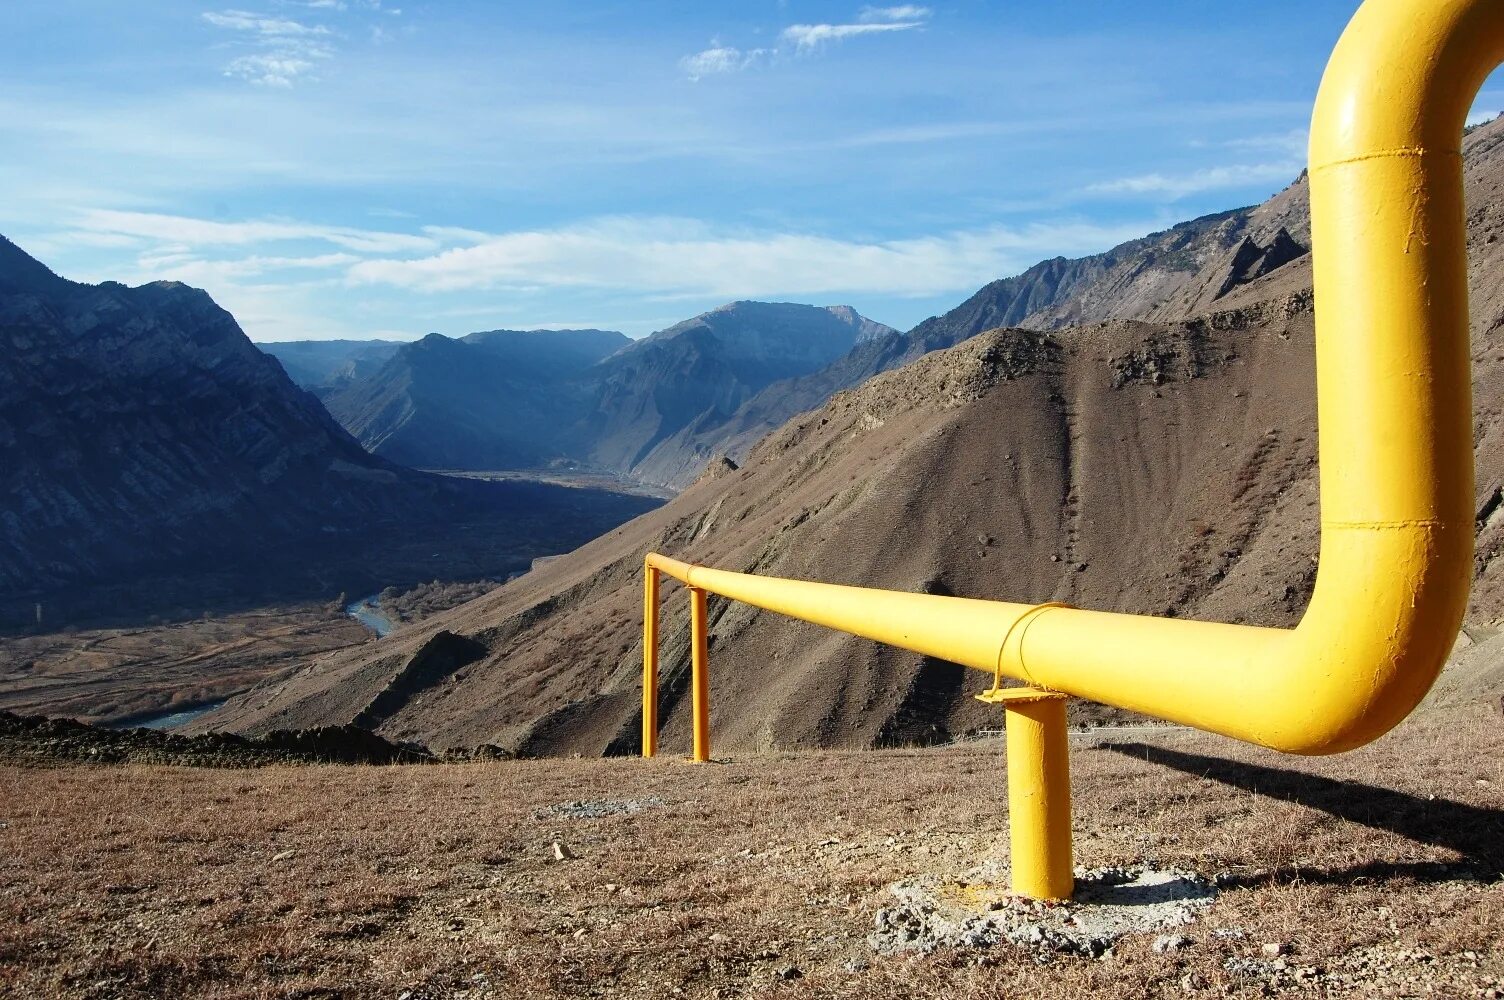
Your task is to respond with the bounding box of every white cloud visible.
[75,209,438,254]
[135,252,360,281]
[201,6,377,87]
[684,6,931,76]
[1085,161,1302,200]
[858,6,932,23]
[680,45,768,80]
[224,52,327,87]
[420,225,494,245]
[344,214,1163,298]
[782,20,924,51]
[1219,128,1307,154]
[202,10,330,36]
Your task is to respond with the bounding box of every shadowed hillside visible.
[0,238,663,608]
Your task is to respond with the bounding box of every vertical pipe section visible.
[689,586,712,762]
[1004,695,1073,900]
[642,562,660,759]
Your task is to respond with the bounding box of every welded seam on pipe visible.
[1311,147,1461,171]
[1013,605,1068,692]
[991,602,1068,691]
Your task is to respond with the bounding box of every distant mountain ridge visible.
[259,339,404,395]
[316,302,895,478]
[577,301,895,475]
[323,328,629,470]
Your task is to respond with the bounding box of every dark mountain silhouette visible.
[0,237,658,600]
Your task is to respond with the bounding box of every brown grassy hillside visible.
[5,705,1502,999]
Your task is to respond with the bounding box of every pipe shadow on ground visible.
[1101,743,1504,884]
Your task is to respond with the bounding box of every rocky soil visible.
[1,704,1499,998]
[0,710,508,767]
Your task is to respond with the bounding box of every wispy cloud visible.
[201,10,330,36]
[680,45,769,81]
[858,6,933,23]
[343,214,1163,298]
[133,251,360,281]
[223,52,329,87]
[76,208,438,254]
[1217,128,1307,154]
[202,8,334,86]
[682,5,930,79]
[1085,161,1302,200]
[782,18,926,52]
[201,4,398,87]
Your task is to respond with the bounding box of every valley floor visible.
[2,705,1502,999]
[0,604,371,727]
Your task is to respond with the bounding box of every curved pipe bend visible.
[648,0,1499,756]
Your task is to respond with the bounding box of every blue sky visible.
[2,1,1500,342]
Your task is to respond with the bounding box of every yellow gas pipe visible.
[641,0,1493,900]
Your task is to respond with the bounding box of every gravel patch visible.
[532,796,668,820]
[870,863,1217,958]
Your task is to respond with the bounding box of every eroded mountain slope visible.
[207,293,1339,752]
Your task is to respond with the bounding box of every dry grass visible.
[1,706,1502,999]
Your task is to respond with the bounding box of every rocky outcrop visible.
[0,710,441,766]
[1212,228,1307,301]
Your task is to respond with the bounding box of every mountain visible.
[207,117,1504,754]
[0,237,658,601]
[577,301,895,476]
[460,327,629,367]
[640,183,1314,488]
[320,303,894,478]
[258,339,404,394]
[323,328,629,470]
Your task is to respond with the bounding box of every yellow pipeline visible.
[646,0,1491,757]
[689,586,712,762]
[641,0,1493,899]
[641,564,660,758]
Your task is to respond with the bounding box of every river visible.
[113,597,395,731]
[123,699,229,730]
[346,593,397,637]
